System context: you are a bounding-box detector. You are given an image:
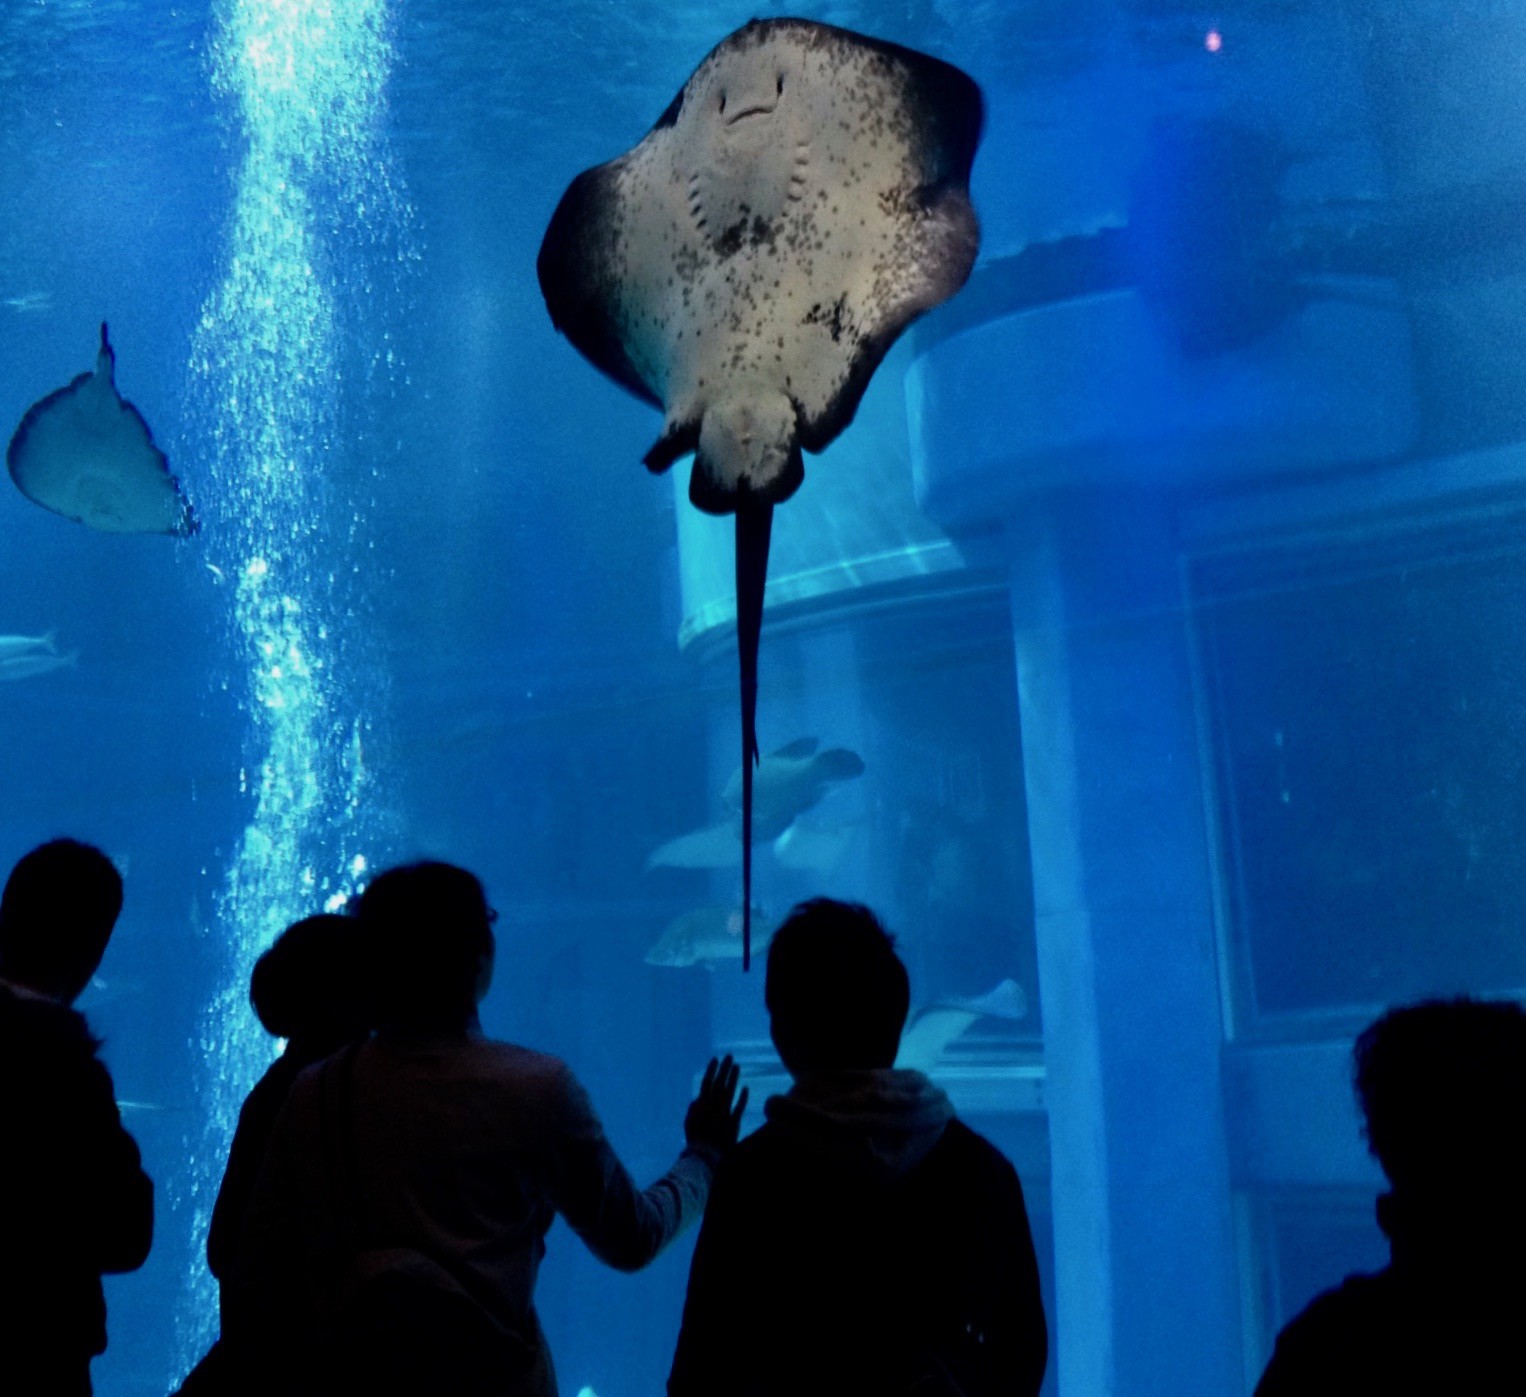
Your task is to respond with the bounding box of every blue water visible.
[2,1,1522,1392]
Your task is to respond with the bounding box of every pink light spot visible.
[1205,29,1223,53]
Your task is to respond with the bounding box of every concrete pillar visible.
[1010,491,1240,1395]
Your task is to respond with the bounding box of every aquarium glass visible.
[0,2,1520,1394]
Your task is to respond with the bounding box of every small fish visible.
[2,291,52,314]
[646,905,766,968]
[0,649,77,682]
[0,631,57,661]
[647,738,865,870]
[81,974,146,1006]
[645,822,744,871]
[770,816,862,873]
[720,738,865,840]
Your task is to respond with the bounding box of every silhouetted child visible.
[176,912,367,1395]
[0,838,153,1396]
[668,897,1048,1397]
[231,860,745,1397]
[1256,996,1526,1393]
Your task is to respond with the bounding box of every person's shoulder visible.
[477,1039,583,1098]
[938,1117,1020,1181]
[1281,1269,1391,1336]
[712,1119,791,1185]
[1263,1270,1397,1386]
[0,986,98,1056]
[1265,1267,1394,1381]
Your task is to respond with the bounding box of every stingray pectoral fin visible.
[643,419,700,474]
[537,161,663,410]
[735,490,774,971]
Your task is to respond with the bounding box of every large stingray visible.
[7,323,196,536]
[538,19,982,966]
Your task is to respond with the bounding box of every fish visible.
[720,737,864,840]
[6,322,197,535]
[645,904,766,968]
[80,974,147,1006]
[539,19,982,967]
[645,821,746,871]
[0,631,58,661]
[895,978,1028,1073]
[645,738,865,869]
[768,815,862,873]
[2,291,52,314]
[0,649,77,682]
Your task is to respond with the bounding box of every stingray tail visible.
[736,489,773,972]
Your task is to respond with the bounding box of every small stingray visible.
[539,20,982,966]
[7,323,196,536]
[896,978,1028,1072]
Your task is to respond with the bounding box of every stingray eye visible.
[776,73,785,96]
[718,90,727,114]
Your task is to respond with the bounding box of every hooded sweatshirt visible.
[669,1067,1047,1397]
[764,1067,956,1173]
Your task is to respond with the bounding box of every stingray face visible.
[673,33,818,240]
[690,36,798,142]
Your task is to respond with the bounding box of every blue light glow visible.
[174,0,406,1361]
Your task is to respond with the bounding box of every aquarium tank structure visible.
[1,1,1522,1393]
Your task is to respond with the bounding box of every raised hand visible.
[684,1054,749,1156]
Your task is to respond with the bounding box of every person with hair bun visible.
[234,861,745,1397]
[176,912,368,1395]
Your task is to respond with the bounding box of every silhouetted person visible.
[0,838,153,1396]
[177,913,367,1396]
[232,861,745,1397]
[1256,997,1526,1394]
[668,898,1048,1397]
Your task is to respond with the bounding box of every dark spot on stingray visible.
[715,219,748,258]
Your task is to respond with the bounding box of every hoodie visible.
[669,1067,1047,1397]
[763,1067,956,1176]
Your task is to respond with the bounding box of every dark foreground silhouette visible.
[0,839,153,1396]
[1256,996,1526,1394]
[177,913,368,1396]
[229,860,744,1397]
[668,898,1047,1397]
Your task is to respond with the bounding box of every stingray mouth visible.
[725,101,777,125]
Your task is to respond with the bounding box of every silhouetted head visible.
[356,861,496,1032]
[0,839,123,1004]
[765,898,910,1075]
[1355,997,1526,1253]
[251,913,368,1053]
